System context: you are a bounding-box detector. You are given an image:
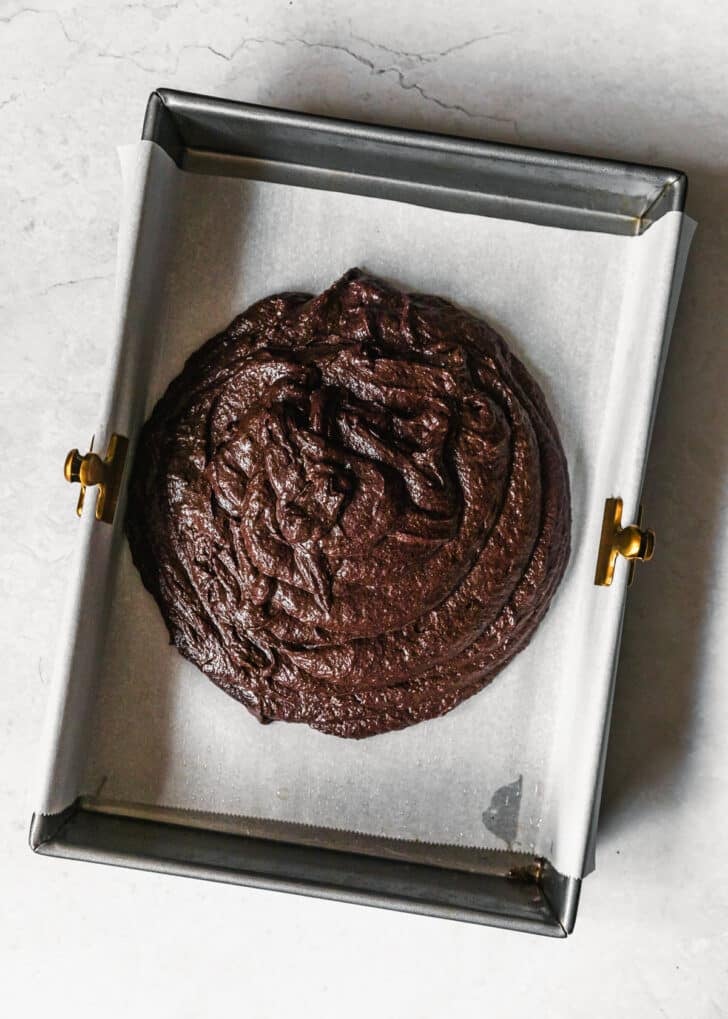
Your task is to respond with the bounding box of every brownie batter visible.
[126,269,571,738]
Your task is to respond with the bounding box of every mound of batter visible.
[126,269,571,738]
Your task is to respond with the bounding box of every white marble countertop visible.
[2,1,727,1016]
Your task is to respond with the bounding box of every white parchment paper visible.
[65,142,693,878]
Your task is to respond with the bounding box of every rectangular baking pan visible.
[31,88,688,936]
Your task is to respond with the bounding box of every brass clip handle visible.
[64,433,129,524]
[594,497,655,587]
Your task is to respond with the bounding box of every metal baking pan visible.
[31,88,688,937]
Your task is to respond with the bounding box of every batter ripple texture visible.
[126,269,571,738]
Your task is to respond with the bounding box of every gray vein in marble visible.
[117,1,182,10]
[0,12,516,128]
[160,34,518,126]
[40,274,112,297]
[0,6,74,44]
[349,30,513,64]
[0,273,112,312]
[96,49,162,73]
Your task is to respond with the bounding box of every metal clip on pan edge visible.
[594,497,655,587]
[64,433,129,525]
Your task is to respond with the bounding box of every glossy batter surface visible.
[126,269,571,737]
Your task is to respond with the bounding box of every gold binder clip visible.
[64,433,129,524]
[594,497,655,587]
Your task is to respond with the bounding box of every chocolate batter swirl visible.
[126,270,570,738]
